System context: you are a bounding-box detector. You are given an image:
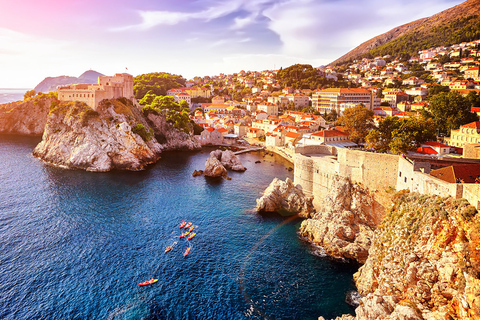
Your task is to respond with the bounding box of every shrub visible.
[80,108,99,126]
[131,124,152,142]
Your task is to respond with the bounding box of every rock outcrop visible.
[33,99,161,171]
[299,176,377,263]
[0,95,55,135]
[350,192,480,320]
[203,149,246,178]
[219,150,247,171]
[256,177,314,217]
[147,113,200,151]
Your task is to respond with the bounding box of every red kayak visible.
[184,247,191,257]
[138,278,158,286]
[179,221,186,229]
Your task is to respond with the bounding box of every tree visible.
[365,116,399,152]
[178,100,189,110]
[335,105,374,144]
[366,116,436,154]
[133,72,186,100]
[24,90,36,100]
[422,91,479,136]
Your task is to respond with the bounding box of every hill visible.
[34,70,104,93]
[331,0,480,65]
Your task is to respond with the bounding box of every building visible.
[198,127,223,145]
[312,88,372,114]
[57,73,134,110]
[257,103,279,116]
[310,129,351,145]
[446,121,480,148]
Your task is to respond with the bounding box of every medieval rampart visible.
[294,147,480,209]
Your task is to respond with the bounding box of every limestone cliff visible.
[256,178,315,217]
[0,94,56,135]
[146,113,200,151]
[299,176,378,263]
[351,192,480,320]
[33,99,162,171]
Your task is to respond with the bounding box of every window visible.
[404,177,407,183]
[399,172,402,177]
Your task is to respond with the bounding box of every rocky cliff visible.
[299,176,378,264]
[33,99,162,171]
[350,192,480,320]
[146,113,200,151]
[0,94,55,135]
[256,177,315,217]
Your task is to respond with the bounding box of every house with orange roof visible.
[446,121,480,148]
[418,141,451,156]
[198,127,224,145]
[430,164,480,184]
[246,127,264,139]
[310,129,351,145]
[402,77,425,86]
[284,132,302,146]
[265,132,283,147]
[465,67,480,80]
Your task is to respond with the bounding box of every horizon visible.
[0,0,464,88]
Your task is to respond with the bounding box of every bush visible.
[80,108,99,126]
[131,124,152,142]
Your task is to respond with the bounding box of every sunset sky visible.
[0,0,465,88]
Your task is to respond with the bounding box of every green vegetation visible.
[366,116,437,154]
[133,72,186,100]
[335,104,374,144]
[421,90,479,136]
[24,90,36,100]
[364,15,480,61]
[166,109,191,134]
[131,124,153,142]
[277,64,344,90]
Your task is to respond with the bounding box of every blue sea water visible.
[0,88,29,104]
[0,135,357,320]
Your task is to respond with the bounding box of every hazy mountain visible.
[331,0,480,65]
[34,70,104,93]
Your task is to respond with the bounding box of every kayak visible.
[179,221,186,229]
[187,232,196,240]
[189,225,195,232]
[184,247,191,257]
[179,231,190,239]
[138,278,158,286]
[185,222,192,229]
[165,244,174,253]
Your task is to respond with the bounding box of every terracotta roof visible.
[206,127,215,132]
[422,141,450,148]
[285,132,301,139]
[416,146,438,155]
[431,164,480,183]
[311,129,348,137]
[462,121,480,129]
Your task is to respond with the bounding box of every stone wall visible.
[294,147,480,210]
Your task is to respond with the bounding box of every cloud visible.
[112,0,277,32]
[263,0,464,60]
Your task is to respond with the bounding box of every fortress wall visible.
[295,145,336,156]
[336,149,399,191]
[462,184,480,209]
[295,146,480,212]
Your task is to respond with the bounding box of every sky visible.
[0,0,465,88]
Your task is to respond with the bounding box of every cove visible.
[0,135,356,319]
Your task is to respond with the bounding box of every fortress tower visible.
[57,73,134,110]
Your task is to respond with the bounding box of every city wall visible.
[294,145,480,210]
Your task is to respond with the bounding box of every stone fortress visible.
[57,73,134,110]
[293,145,480,211]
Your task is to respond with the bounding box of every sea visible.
[0,88,29,104]
[0,91,357,320]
